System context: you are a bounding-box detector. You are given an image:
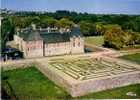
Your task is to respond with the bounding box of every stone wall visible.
[35,56,140,97]
[37,64,140,97]
[71,72,140,97]
[35,62,72,93]
[13,34,84,58]
[14,35,21,45]
[44,37,84,56]
[1,59,35,71]
[70,37,84,54]
[25,40,44,58]
[14,35,24,51]
[44,42,71,56]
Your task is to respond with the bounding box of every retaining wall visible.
[1,59,36,71]
[35,59,140,97]
[71,72,140,97]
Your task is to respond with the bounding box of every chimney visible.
[47,27,50,32]
[31,23,36,30]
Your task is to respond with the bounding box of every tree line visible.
[1,10,140,50]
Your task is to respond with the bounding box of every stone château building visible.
[14,25,84,58]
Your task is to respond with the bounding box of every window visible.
[73,37,76,47]
[57,43,59,47]
[73,42,75,47]
[78,42,80,47]
[33,46,36,49]
[46,44,48,48]
[27,48,30,51]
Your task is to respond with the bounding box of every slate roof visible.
[40,32,70,43]
[27,31,43,41]
[17,27,82,43]
[70,27,83,37]
[18,30,42,41]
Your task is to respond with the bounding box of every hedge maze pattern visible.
[49,58,140,80]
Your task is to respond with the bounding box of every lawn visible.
[1,67,70,99]
[84,36,104,46]
[120,53,140,64]
[2,67,140,99]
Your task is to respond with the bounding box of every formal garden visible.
[49,57,139,81]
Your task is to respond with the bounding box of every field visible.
[2,63,140,99]
[120,53,140,64]
[84,36,104,46]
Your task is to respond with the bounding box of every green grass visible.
[120,53,140,64]
[2,67,140,99]
[1,67,70,99]
[121,45,140,50]
[84,36,104,46]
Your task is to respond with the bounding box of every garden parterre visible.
[49,57,140,81]
[2,54,140,97]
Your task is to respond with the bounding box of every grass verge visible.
[119,53,140,64]
[84,36,104,46]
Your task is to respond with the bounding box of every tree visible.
[124,30,140,46]
[58,18,74,29]
[40,17,58,28]
[11,16,27,28]
[39,16,50,28]
[79,21,96,36]
[123,31,133,46]
[47,17,58,27]
[1,18,15,49]
[134,17,140,32]
[131,32,140,44]
[95,22,105,35]
[104,25,126,49]
[30,16,40,27]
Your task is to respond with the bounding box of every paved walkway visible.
[1,45,140,69]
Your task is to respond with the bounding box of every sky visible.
[1,0,140,15]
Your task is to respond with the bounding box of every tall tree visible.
[1,18,15,49]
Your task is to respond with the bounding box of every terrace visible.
[43,56,140,97]
[49,57,139,81]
